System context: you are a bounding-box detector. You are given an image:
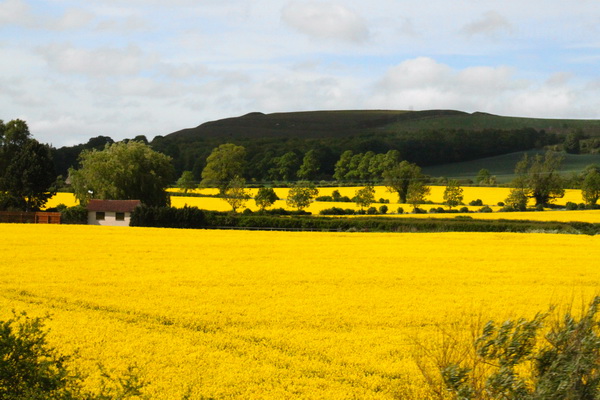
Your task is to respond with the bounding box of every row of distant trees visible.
[2,119,600,213]
[184,142,600,212]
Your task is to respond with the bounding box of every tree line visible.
[49,126,559,182]
[152,127,557,183]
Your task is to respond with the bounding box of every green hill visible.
[164,109,600,142]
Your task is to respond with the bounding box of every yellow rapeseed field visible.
[44,186,600,222]
[1,224,599,399]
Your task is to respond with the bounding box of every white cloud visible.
[0,1,96,31]
[38,43,154,77]
[281,1,369,43]
[0,0,32,26]
[377,57,452,90]
[367,57,596,118]
[51,8,96,31]
[94,15,148,33]
[461,11,513,37]
[245,74,357,111]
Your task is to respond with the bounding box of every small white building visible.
[87,199,141,226]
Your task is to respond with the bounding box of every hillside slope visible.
[163,109,600,142]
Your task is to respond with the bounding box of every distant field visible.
[47,186,600,223]
[1,224,599,399]
[422,151,600,183]
[169,186,589,213]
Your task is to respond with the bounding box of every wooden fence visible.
[0,211,61,224]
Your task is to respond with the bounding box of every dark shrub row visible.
[131,205,207,228]
[130,205,600,235]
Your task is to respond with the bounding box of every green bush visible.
[366,206,378,215]
[429,207,446,214]
[565,201,578,210]
[0,311,146,399]
[130,205,207,228]
[435,297,600,400]
[397,207,404,214]
[478,206,493,213]
[60,205,88,224]
[319,207,354,215]
[469,199,483,206]
[379,205,388,214]
[315,195,333,202]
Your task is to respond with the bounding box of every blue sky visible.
[2,0,600,147]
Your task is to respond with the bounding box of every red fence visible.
[0,212,61,224]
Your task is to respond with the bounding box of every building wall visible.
[87,211,131,227]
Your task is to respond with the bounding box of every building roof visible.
[87,199,141,213]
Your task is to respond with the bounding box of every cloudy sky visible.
[2,0,600,147]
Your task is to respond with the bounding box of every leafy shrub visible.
[435,297,600,400]
[469,199,483,206]
[130,205,207,228]
[459,207,469,213]
[316,193,353,202]
[366,207,378,215]
[397,207,404,214]
[60,205,88,224]
[497,201,505,206]
[0,311,146,399]
[478,206,493,213]
[315,195,333,202]
[565,201,578,210]
[261,207,310,216]
[379,205,388,214]
[379,198,390,204]
[319,207,354,215]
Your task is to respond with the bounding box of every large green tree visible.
[582,168,600,206]
[443,180,463,210]
[200,143,246,194]
[297,149,320,180]
[354,184,375,210]
[0,119,56,211]
[69,141,174,206]
[407,180,431,211]
[255,187,279,211]
[269,151,300,181]
[333,150,354,181]
[511,151,565,206]
[176,170,196,193]
[382,161,427,204]
[286,181,319,211]
[223,175,250,212]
